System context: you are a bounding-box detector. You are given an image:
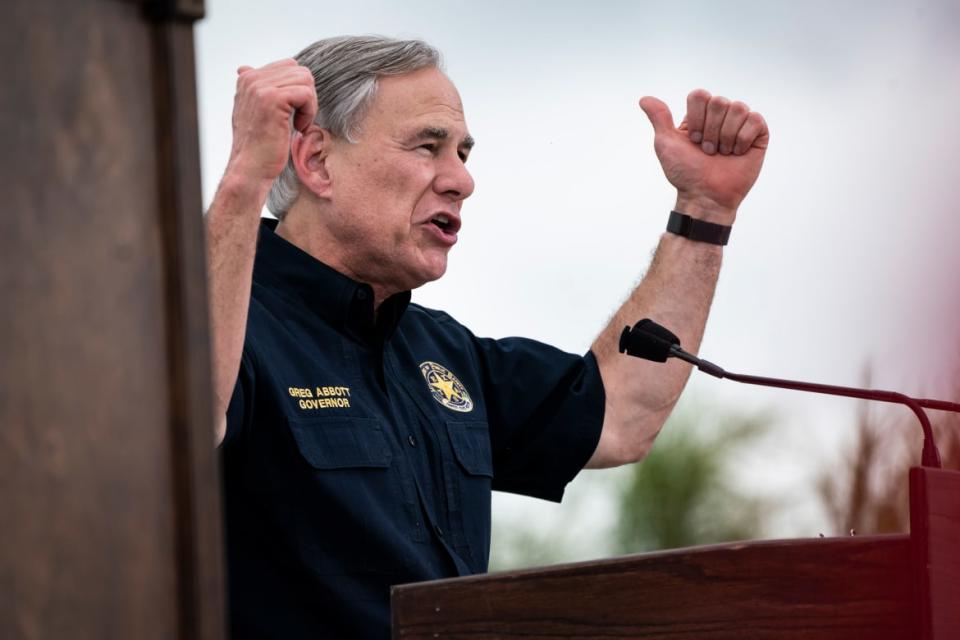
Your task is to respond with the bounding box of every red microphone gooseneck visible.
[618,319,947,469]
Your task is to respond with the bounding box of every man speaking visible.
[206,35,768,639]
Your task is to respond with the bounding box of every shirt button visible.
[356,289,367,301]
[407,435,417,447]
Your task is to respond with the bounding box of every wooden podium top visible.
[392,467,959,639]
[393,535,913,639]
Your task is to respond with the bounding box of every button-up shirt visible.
[221,221,605,639]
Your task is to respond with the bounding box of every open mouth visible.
[424,211,460,245]
[429,213,458,234]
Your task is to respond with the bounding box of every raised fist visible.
[225,58,319,186]
[641,89,769,224]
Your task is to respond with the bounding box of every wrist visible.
[673,193,737,225]
[213,166,274,215]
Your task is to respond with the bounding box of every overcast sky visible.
[196,1,960,542]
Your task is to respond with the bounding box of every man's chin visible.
[411,257,449,289]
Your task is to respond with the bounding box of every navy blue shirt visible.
[221,222,605,639]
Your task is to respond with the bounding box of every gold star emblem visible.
[430,377,456,401]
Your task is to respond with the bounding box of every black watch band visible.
[666,210,732,246]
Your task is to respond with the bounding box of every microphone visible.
[618,319,959,469]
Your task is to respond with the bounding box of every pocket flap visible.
[287,416,392,470]
[446,421,493,477]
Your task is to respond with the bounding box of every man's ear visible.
[291,126,334,199]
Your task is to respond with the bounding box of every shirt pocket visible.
[445,421,493,566]
[287,416,392,469]
[446,421,493,478]
[284,416,410,573]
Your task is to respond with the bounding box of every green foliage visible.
[489,403,774,571]
[614,410,770,554]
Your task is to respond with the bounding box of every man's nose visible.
[434,153,475,201]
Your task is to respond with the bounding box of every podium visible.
[392,467,959,639]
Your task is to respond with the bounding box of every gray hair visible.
[266,35,442,218]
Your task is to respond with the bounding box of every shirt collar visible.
[253,219,411,343]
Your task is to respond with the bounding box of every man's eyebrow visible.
[408,126,475,149]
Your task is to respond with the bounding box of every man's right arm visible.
[207,59,318,446]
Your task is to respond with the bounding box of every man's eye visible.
[418,143,436,153]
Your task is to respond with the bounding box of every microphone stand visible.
[617,319,955,469]
[669,345,943,468]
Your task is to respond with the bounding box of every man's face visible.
[324,66,475,295]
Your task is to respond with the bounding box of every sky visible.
[195,1,960,547]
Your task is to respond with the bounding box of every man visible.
[207,35,768,639]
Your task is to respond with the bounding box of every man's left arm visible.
[587,89,769,469]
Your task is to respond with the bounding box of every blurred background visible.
[195,0,960,569]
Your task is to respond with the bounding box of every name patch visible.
[288,386,352,411]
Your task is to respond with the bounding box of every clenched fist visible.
[226,58,319,187]
[640,89,769,225]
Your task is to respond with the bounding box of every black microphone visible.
[618,318,679,362]
[618,319,960,469]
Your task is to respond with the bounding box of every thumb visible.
[237,65,253,75]
[639,96,675,134]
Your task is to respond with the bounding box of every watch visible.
[666,210,732,246]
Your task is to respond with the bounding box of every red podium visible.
[392,467,959,639]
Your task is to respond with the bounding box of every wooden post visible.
[0,2,224,638]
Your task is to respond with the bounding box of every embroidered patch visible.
[419,361,473,413]
[287,385,351,411]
